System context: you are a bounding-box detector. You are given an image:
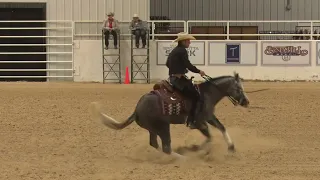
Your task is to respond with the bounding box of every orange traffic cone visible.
[124,66,130,84]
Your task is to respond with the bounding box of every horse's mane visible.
[202,75,234,85]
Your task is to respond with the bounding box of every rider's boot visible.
[187,115,197,129]
[187,95,204,129]
[186,102,199,129]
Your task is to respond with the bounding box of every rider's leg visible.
[179,78,200,129]
[169,76,199,128]
[185,89,200,129]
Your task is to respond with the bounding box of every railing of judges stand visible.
[74,20,320,40]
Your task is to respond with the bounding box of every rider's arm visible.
[181,49,200,73]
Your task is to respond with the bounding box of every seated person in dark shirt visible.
[165,32,206,129]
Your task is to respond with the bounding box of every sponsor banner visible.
[261,42,311,66]
[156,41,205,65]
[226,44,241,63]
[208,42,257,65]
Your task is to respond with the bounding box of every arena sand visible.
[0,82,320,180]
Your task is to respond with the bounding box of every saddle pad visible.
[151,90,186,116]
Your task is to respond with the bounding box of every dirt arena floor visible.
[1,81,320,180]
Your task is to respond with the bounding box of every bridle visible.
[202,75,239,106]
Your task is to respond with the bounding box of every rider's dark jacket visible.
[166,44,200,75]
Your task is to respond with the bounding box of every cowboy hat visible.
[133,14,139,18]
[107,12,114,16]
[173,32,196,42]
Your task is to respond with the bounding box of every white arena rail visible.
[0,20,74,80]
[186,20,320,40]
[73,20,186,39]
[73,20,320,40]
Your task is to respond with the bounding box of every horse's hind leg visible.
[149,131,159,150]
[157,123,172,154]
[207,114,235,152]
[157,123,185,159]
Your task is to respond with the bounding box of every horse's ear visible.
[234,71,239,81]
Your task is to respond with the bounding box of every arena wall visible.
[73,39,320,83]
[0,0,318,82]
[0,0,149,81]
[43,0,149,81]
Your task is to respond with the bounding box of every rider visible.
[166,32,206,129]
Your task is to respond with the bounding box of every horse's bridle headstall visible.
[202,75,239,106]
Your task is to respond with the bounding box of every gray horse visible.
[90,72,250,158]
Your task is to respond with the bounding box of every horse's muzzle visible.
[239,98,250,107]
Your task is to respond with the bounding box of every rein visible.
[245,88,269,93]
[202,75,238,106]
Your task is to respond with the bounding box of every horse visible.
[90,72,250,159]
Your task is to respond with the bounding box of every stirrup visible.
[187,121,197,129]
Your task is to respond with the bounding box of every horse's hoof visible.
[171,152,187,160]
[228,144,236,152]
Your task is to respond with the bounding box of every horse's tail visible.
[100,111,136,130]
[89,102,136,130]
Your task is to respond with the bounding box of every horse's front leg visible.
[195,121,213,150]
[207,114,235,152]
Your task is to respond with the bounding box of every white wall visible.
[73,40,320,83]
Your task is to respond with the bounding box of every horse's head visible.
[228,72,250,107]
[203,72,250,107]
